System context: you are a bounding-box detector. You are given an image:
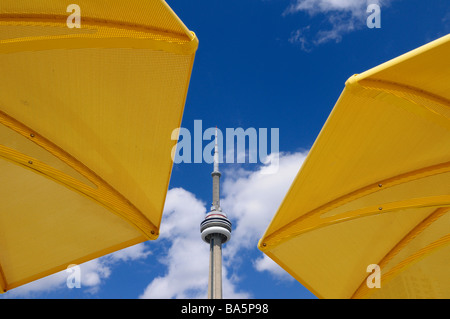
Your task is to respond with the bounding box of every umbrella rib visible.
[358,78,450,111]
[0,262,6,292]
[5,236,146,292]
[356,78,450,131]
[351,207,450,298]
[0,15,199,56]
[260,161,450,250]
[0,109,159,240]
[0,13,190,42]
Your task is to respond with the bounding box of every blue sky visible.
[3,0,450,299]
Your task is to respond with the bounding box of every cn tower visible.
[200,127,232,299]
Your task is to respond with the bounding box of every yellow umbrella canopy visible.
[259,34,450,299]
[0,0,197,292]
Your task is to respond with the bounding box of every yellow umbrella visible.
[0,0,197,292]
[258,34,450,299]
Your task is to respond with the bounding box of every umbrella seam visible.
[351,207,449,298]
[0,14,190,41]
[0,263,6,292]
[260,161,450,250]
[0,110,158,240]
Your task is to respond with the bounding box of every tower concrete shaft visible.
[200,126,231,300]
[208,233,223,299]
[212,172,221,210]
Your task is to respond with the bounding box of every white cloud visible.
[140,188,249,299]
[220,152,307,279]
[140,151,308,298]
[139,188,209,298]
[74,259,111,294]
[5,151,308,298]
[222,152,307,254]
[3,242,150,298]
[286,0,369,15]
[3,258,111,297]
[2,269,67,298]
[254,254,293,280]
[108,242,151,262]
[286,0,390,50]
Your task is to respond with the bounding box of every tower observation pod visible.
[200,127,231,299]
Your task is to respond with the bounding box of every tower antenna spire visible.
[214,126,219,174]
[200,126,231,299]
[212,126,220,210]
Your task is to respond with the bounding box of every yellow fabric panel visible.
[259,34,450,298]
[0,0,197,292]
[267,208,434,299]
[380,212,450,275]
[0,0,193,40]
[0,121,95,188]
[321,171,450,220]
[0,47,193,230]
[263,86,450,241]
[363,212,450,299]
[0,158,146,290]
[369,239,450,299]
[354,34,450,101]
